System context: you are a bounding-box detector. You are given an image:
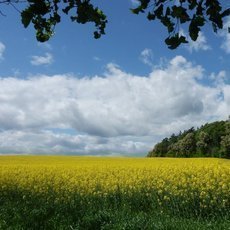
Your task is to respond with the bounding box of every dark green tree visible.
[220,119,230,158]
[196,131,210,156]
[178,132,196,157]
[148,138,169,157]
[168,133,178,145]
[168,141,181,157]
[221,135,230,158]
[1,0,229,48]
[201,121,226,156]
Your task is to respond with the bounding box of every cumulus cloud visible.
[30,52,53,66]
[220,17,230,54]
[140,48,153,66]
[0,56,229,155]
[210,70,227,86]
[0,42,6,60]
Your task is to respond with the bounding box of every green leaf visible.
[147,12,155,20]
[172,6,184,18]
[188,0,197,10]
[196,1,204,15]
[94,32,100,39]
[221,9,230,17]
[21,9,33,28]
[161,16,174,33]
[62,5,72,14]
[171,6,190,23]
[179,35,188,44]
[154,4,163,19]
[165,34,181,49]
[130,8,140,14]
[54,13,61,23]
[189,21,200,41]
[36,31,50,42]
[166,7,171,16]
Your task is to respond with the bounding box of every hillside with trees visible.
[147,118,230,158]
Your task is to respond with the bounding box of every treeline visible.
[147,119,230,158]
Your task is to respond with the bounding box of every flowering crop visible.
[0,156,229,217]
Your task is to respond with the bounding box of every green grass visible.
[0,192,229,230]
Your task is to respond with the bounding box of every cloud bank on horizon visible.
[0,55,229,156]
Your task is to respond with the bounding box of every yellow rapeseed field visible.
[0,156,229,212]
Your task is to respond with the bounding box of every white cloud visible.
[140,48,153,66]
[0,42,6,60]
[0,56,229,155]
[220,17,230,54]
[210,70,227,86]
[30,52,53,66]
[183,31,211,52]
[0,130,151,155]
[130,0,139,7]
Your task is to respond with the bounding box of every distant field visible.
[0,156,229,229]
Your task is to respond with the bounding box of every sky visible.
[0,0,229,156]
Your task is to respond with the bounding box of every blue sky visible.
[0,1,229,156]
